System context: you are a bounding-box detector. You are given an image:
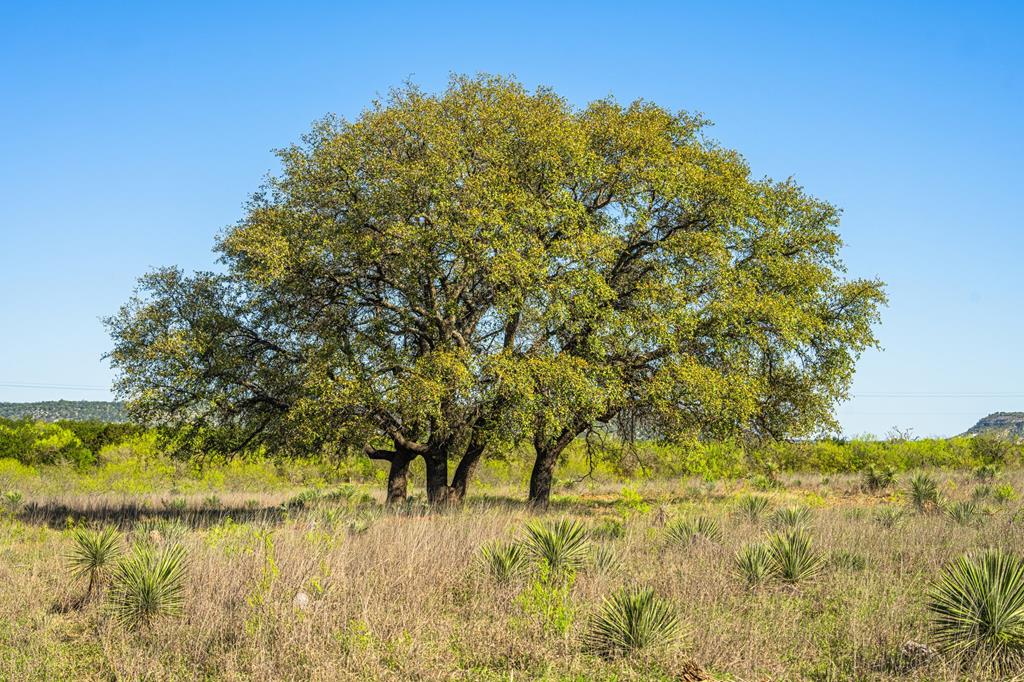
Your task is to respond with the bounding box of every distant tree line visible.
[0,401,127,423]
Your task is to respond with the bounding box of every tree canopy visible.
[107,74,885,505]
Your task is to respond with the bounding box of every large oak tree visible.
[107,75,885,506]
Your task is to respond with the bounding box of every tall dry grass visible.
[1,470,1023,680]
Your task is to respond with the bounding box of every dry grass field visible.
[2,470,1024,681]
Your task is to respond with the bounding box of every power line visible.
[852,393,1024,398]
[0,382,110,391]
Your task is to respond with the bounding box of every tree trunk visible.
[449,440,485,504]
[528,444,559,507]
[424,452,450,506]
[528,428,578,507]
[385,451,413,506]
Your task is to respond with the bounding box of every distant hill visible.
[0,400,127,423]
[962,412,1024,440]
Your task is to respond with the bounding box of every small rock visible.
[899,639,937,667]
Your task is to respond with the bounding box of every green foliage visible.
[771,505,812,529]
[734,543,773,587]
[873,506,906,529]
[585,586,680,658]
[479,541,530,584]
[590,517,626,540]
[109,544,187,629]
[616,487,650,516]
[0,418,93,466]
[766,529,824,583]
[523,519,589,576]
[161,497,188,513]
[67,526,122,596]
[862,464,896,492]
[2,489,23,512]
[908,472,940,512]
[516,566,575,636]
[995,484,1018,504]
[927,550,1024,671]
[664,516,722,546]
[975,463,1000,482]
[971,437,1017,466]
[735,495,771,522]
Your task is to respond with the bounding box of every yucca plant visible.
[590,517,626,540]
[862,464,897,492]
[591,545,620,576]
[67,526,122,598]
[586,586,680,658]
[735,495,771,523]
[109,544,187,629]
[665,516,722,547]
[523,518,589,575]
[734,542,773,587]
[874,505,906,529]
[479,541,529,584]
[829,550,867,572]
[974,464,999,482]
[927,550,1024,671]
[945,500,981,526]
[2,490,24,511]
[770,505,812,529]
[908,472,940,512]
[766,529,824,583]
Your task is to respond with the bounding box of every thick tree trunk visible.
[449,440,485,504]
[365,444,415,507]
[424,453,450,506]
[528,427,579,507]
[385,451,413,506]
[528,445,559,506]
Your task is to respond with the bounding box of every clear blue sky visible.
[1,1,1021,437]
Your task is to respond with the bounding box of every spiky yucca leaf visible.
[908,472,940,512]
[586,586,679,657]
[523,518,589,574]
[591,545,620,576]
[665,516,722,546]
[770,505,812,529]
[735,495,771,522]
[927,550,1024,671]
[67,526,122,596]
[479,541,529,584]
[862,465,897,492]
[945,500,981,526]
[874,506,906,529]
[109,544,187,629]
[734,542,773,587]
[766,529,824,583]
